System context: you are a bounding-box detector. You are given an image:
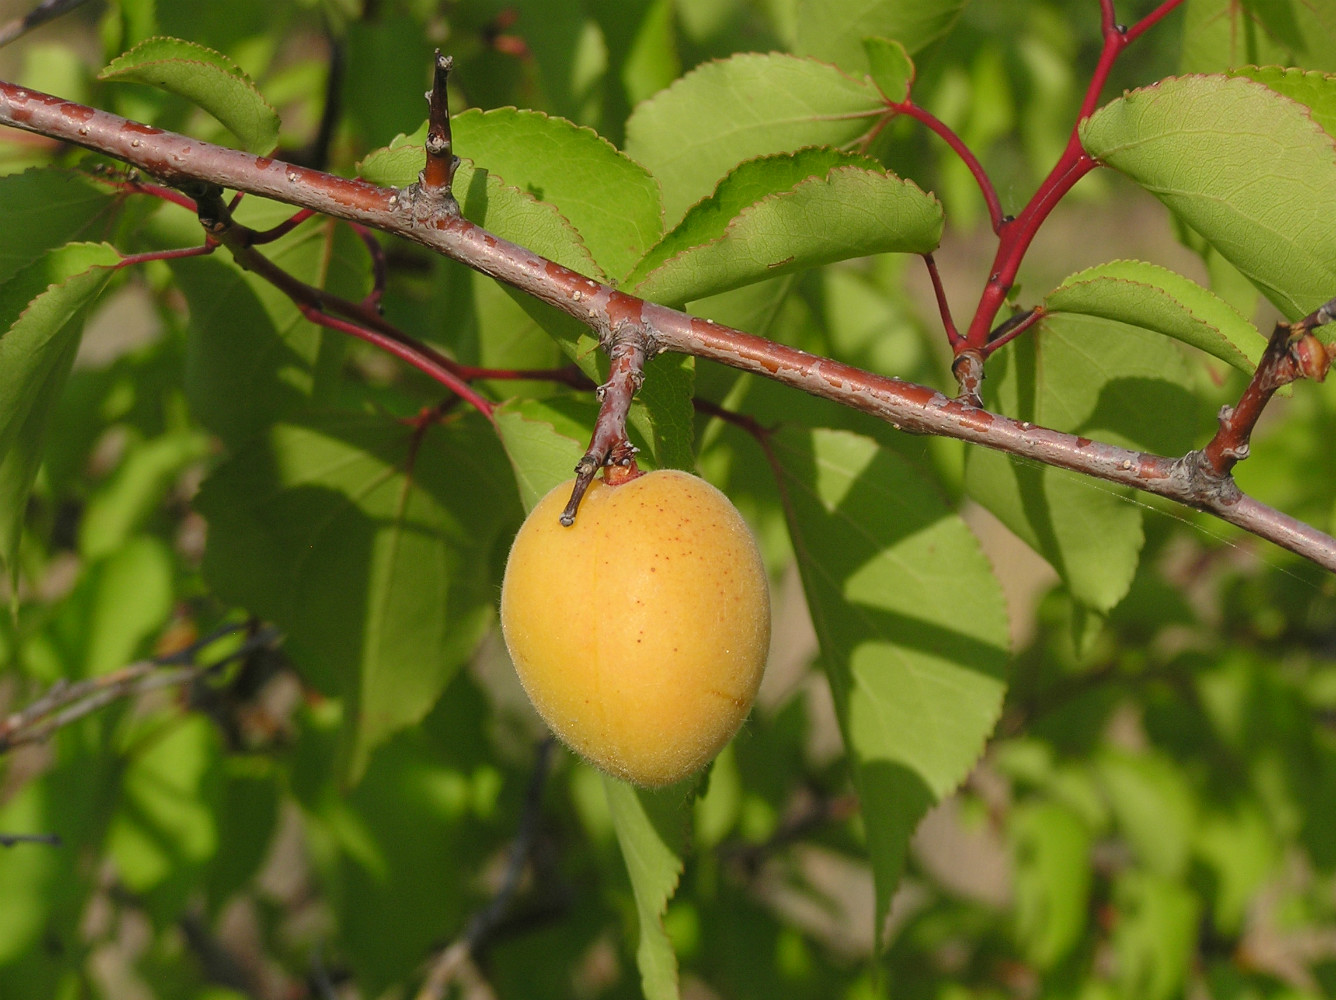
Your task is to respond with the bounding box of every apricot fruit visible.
[499,469,771,786]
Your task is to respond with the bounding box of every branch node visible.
[1173,450,1244,507]
[951,350,985,407]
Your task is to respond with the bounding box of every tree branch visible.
[0,623,282,753]
[0,80,1331,569]
[414,738,555,1000]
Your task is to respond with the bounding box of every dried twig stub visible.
[417,50,460,213]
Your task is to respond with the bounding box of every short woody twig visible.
[417,51,460,211]
[1187,305,1333,487]
[951,350,986,408]
[560,327,651,525]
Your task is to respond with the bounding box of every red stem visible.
[961,0,1187,349]
[894,101,1004,233]
[116,243,217,267]
[300,305,495,418]
[922,253,962,348]
[982,305,1045,356]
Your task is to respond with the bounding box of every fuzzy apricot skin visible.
[499,470,771,787]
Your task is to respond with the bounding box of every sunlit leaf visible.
[964,313,1200,613]
[1181,0,1336,73]
[0,242,120,580]
[494,397,592,511]
[100,36,281,153]
[108,714,219,899]
[1081,75,1336,321]
[451,107,663,281]
[1228,65,1336,138]
[604,777,689,1000]
[1112,872,1201,1000]
[625,53,887,226]
[773,427,1009,944]
[359,139,601,373]
[1045,259,1262,373]
[628,149,942,306]
[793,0,966,69]
[863,37,915,102]
[1011,800,1093,968]
[1098,749,1197,878]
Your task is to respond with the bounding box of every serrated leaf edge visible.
[1044,258,1262,372]
[632,161,941,301]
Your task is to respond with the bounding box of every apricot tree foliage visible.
[1,1,1335,998]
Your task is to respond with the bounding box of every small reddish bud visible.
[1292,333,1331,383]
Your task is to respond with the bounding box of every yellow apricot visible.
[499,469,771,787]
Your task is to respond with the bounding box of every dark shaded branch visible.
[0,623,281,753]
[0,0,92,48]
[415,738,555,1000]
[0,80,1332,569]
[0,831,61,847]
[184,182,496,418]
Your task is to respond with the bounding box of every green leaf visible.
[793,0,966,69]
[358,138,599,277]
[1098,749,1196,878]
[0,242,120,579]
[636,351,696,470]
[772,427,1009,944]
[108,714,220,899]
[52,536,175,678]
[1194,800,1277,935]
[301,677,506,997]
[1112,872,1201,1000]
[1011,800,1093,969]
[79,428,212,561]
[194,411,521,784]
[628,149,942,306]
[604,777,689,1000]
[359,140,601,372]
[100,36,281,153]
[964,313,1200,613]
[1180,0,1336,74]
[0,169,121,285]
[1044,259,1262,373]
[1080,75,1336,321]
[173,211,363,449]
[1228,65,1336,139]
[624,53,887,226]
[494,396,592,511]
[863,37,915,103]
[451,107,663,282]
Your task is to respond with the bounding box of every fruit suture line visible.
[0,50,1334,569]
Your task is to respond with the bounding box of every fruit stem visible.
[560,328,651,525]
